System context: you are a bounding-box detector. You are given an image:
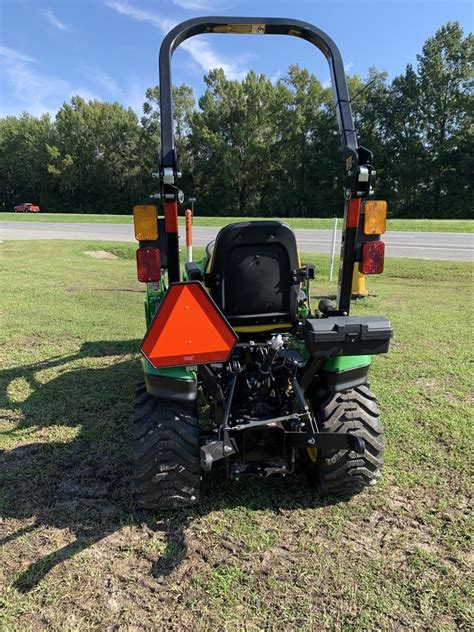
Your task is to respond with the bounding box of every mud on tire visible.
[133,382,200,509]
[305,384,383,496]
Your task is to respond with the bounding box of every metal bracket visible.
[200,438,238,471]
[286,432,366,453]
[162,167,175,185]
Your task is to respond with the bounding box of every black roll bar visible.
[158,17,373,311]
[159,16,358,170]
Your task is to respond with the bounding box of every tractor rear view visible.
[132,17,393,508]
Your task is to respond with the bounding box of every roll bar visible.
[159,16,358,170]
[158,17,374,312]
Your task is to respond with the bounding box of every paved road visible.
[1,220,472,261]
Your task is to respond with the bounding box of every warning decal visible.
[227,24,265,34]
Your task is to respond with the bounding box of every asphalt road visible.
[1,220,473,261]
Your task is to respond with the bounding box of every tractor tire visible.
[304,384,383,497]
[133,382,200,509]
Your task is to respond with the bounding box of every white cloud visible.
[106,0,248,80]
[172,0,221,9]
[181,39,247,80]
[106,0,175,31]
[344,61,354,73]
[80,66,120,95]
[123,80,147,115]
[0,46,100,117]
[0,45,37,64]
[0,43,144,118]
[80,64,146,115]
[45,8,68,31]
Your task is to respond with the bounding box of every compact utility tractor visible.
[132,17,393,508]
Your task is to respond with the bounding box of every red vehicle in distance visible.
[14,202,41,213]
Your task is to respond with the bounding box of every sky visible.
[0,0,472,118]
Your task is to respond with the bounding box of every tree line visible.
[0,21,472,218]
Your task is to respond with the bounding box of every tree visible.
[141,84,195,199]
[267,65,339,217]
[47,96,142,213]
[416,21,473,216]
[1,20,471,218]
[0,113,53,209]
[381,65,426,216]
[189,69,275,215]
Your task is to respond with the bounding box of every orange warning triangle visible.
[140,282,238,368]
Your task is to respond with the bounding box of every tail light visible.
[361,241,385,274]
[133,205,158,241]
[136,247,161,282]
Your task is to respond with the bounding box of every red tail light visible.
[361,241,385,274]
[136,248,161,282]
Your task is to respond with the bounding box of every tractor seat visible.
[204,221,301,330]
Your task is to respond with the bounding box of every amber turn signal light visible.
[364,200,387,235]
[133,205,158,241]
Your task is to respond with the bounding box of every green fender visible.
[320,355,372,393]
[323,355,372,372]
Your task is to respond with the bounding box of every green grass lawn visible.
[0,240,472,630]
[1,211,473,233]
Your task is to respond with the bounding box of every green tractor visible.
[132,17,393,509]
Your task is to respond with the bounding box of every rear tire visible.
[304,384,383,496]
[134,382,200,509]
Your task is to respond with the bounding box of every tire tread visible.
[133,382,200,509]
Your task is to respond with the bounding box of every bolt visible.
[224,446,232,453]
[307,437,316,445]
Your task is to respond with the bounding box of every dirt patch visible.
[83,250,118,260]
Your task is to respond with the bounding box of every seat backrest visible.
[206,221,300,328]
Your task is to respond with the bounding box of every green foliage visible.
[189,69,276,214]
[0,21,471,218]
[46,96,143,213]
[0,113,54,209]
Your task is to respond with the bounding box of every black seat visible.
[205,221,300,328]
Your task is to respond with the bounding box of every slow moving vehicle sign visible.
[140,282,238,368]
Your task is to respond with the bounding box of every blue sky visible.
[0,0,472,118]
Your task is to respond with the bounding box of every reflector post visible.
[360,241,385,274]
[133,205,158,241]
[364,200,387,235]
[136,247,161,282]
[140,282,238,368]
[185,208,193,262]
[346,198,361,228]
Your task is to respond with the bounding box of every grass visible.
[0,239,473,630]
[1,211,473,233]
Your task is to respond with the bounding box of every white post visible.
[185,208,193,263]
[328,217,338,281]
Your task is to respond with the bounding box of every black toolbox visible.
[303,316,393,358]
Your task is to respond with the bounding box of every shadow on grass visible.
[0,340,337,593]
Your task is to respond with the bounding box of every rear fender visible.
[142,358,197,401]
[320,355,372,394]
